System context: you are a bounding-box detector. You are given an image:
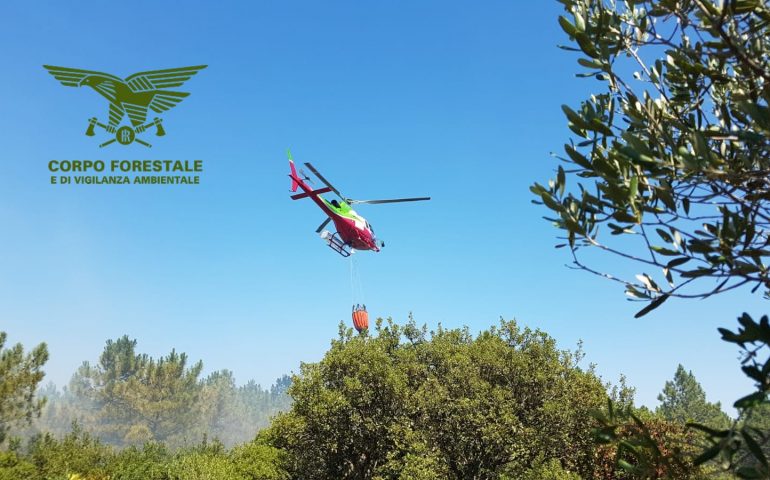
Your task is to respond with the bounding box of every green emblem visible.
[43,65,207,147]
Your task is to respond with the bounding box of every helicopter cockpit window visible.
[330,199,340,208]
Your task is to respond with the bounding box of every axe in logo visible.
[85,117,167,148]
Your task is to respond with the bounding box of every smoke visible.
[17,368,292,449]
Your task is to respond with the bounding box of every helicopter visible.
[288,152,430,257]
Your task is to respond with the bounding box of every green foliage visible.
[264,318,609,479]
[167,445,241,480]
[230,441,289,480]
[685,313,770,478]
[0,430,289,480]
[589,316,770,478]
[0,333,292,477]
[108,442,170,480]
[593,401,702,479]
[0,325,738,479]
[0,332,48,444]
[518,458,582,480]
[535,0,770,476]
[534,0,770,316]
[0,450,36,480]
[656,364,730,429]
[26,423,113,480]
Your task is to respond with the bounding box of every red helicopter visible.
[288,152,430,257]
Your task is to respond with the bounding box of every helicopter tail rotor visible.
[299,168,314,185]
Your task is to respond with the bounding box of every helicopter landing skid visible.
[320,230,352,257]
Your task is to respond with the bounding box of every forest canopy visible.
[0,319,732,479]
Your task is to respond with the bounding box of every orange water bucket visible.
[352,308,369,332]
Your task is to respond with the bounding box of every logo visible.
[43,65,207,147]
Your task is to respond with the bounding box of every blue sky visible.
[0,1,762,413]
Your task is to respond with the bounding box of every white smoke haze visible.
[17,336,292,449]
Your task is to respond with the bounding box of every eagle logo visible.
[44,65,207,147]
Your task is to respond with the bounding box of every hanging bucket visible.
[352,307,369,332]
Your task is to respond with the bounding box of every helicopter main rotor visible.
[303,162,431,206]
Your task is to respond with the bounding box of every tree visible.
[34,337,293,449]
[230,440,289,480]
[68,336,148,444]
[0,332,48,444]
[656,364,730,429]
[531,0,770,317]
[123,349,203,445]
[194,371,293,447]
[107,442,170,480]
[198,370,240,445]
[533,0,770,475]
[69,336,203,446]
[270,375,291,399]
[264,318,612,479]
[592,407,702,479]
[17,383,87,440]
[19,336,292,449]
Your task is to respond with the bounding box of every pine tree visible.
[657,365,730,429]
[0,331,48,443]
